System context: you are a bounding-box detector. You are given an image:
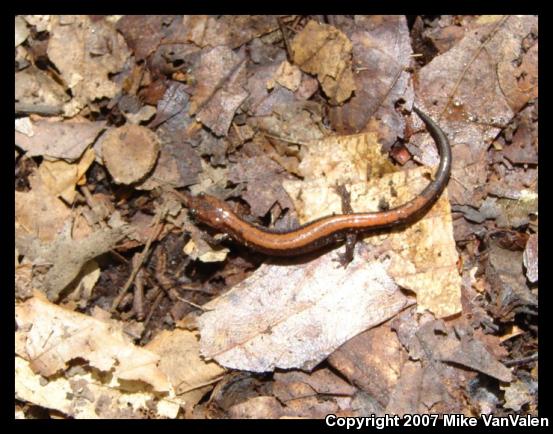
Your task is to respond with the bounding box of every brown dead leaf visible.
[47,15,130,116]
[146,329,225,408]
[384,318,508,415]
[15,117,106,161]
[189,46,248,136]
[15,66,69,114]
[282,396,347,418]
[228,396,284,419]
[328,324,405,407]
[273,369,356,403]
[329,16,414,148]
[267,60,302,92]
[16,296,171,393]
[228,155,294,219]
[15,176,72,242]
[182,15,278,49]
[183,228,230,263]
[385,360,463,415]
[291,20,355,104]
[37,147,95,203]
[416,15,537,207]
[438,333,512,382]
[198,250,413,372]
[16,223,129,301]
[15,258,34,300]
[136,85,203,190]
[15,356,181,418]
[116,15,176,61]
[501,116,538,165]
[100,124,160,185]
[501,379,534,412]
[244,51,298,117]
[486,241,537,321]
[250,100,326,145]
[414,320,510,386]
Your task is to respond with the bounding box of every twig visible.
[277,16,293,62]
[111,208,167,311]
[143,288,164,330]
[503,353,538,367]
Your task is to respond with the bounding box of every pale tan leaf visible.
[15,356,179,419]
[15,297,171,393]
[199,251,413,372]
[146,329,225,408]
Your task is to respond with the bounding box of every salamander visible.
[173,106,451,256]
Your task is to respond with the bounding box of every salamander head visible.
[186,193,233,231]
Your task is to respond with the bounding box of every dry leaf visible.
[329,16,413,145]
[16,223,128,300]
[228,396,284,419]
[16,296,171,393]
[328,325,405,407]
[47,15,130,116]
[182,15,278,49]
[15,117,106,161]
[190,46,249,136]
[15,177,72,242]
[15,16,30,47]
[15,356,180,419]
[291,20,355,104]
[146,329,225,408]
[273,369,356,402]
[15,66,69,115]
[199,251,413,372]
[267,60,302,91]
[523,233,538,283]
[416,15,537,207]
[501,379,534,412]
[37,147,96,203]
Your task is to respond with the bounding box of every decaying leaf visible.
[267,60,302,92]
[523,233,538,283]
[329,16,414,146]
[15,296,171,393]
[146,329,225,407]
[15,117,106,161]
[15,66,70,114]
[291,20,355,104]
[328,323,405,407]
[416,15,537,207]
[15,356,179,419]
[47,15,130,116]
[486,241,537,321]
[273,368,356,403]
[190,46,248,136]
[15,174,72,242]
[501,378,535,412]
[36,147,96,203]
[16,223,129,300]
[181,15,278,49]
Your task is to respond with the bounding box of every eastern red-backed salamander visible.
[173,106,451,256]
